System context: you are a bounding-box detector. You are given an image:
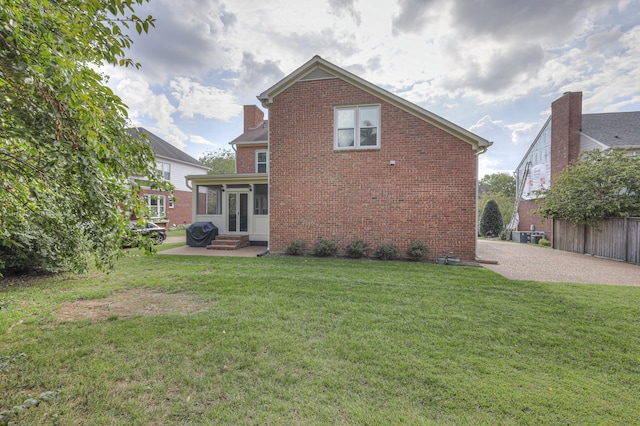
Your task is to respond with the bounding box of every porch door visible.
[227,192,248,233]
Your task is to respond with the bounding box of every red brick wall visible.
[244,105,264,132]
[551,92,582,178]
[236,146,261,174]
[169,189,193,226]
[268,78,479,260]
[517,199,553,236]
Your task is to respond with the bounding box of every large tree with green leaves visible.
[0,0,163,275]
[199,148,236,174]
[478,191,514,229]
[535,149,640,226]
[478,172,515,229]
[479,173,516,197]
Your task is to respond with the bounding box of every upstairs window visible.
[157,161,171,181]
[256,151,268,173]
[335,105,380,149]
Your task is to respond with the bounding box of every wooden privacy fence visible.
[553,217,640,264]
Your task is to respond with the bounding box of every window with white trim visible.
[157,161,171,181]
[335,105,380,149]
[144,194,166,219]
[256,151,268,173]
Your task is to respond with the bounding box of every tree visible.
[0,1,162,275]
[199,148,236,174]
[478,191,514,228]
[479,173,516,197]
[480,199,504,237]
[535,149,640,226]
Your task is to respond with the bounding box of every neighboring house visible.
[187,56,491,260]
[513,92,640,243]
[128,127,209,227]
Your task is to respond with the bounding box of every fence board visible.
[554,218,640,263]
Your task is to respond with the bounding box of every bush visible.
[480,199,504,237]
[344,239,370,258]
[0,214,90,276]
[499,228,512,241]
[311,238,338,257]
[538,237,551,247]
[376,243,400,260]
[406,240,430,261]
[285,241,305,256]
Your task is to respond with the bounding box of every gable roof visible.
[230,120,269,145]
[582,112,640,148]
[128,127,208,169]
[257,55,492,151]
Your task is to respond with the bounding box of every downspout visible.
[475,144,491,263]
[231,142,238,174]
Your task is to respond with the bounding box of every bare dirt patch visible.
[53,288,214,322]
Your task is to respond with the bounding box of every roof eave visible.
[229,140,269,147]
[257,56,491,151]
[185,173,268,184]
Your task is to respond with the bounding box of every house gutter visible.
[475,142,492,263]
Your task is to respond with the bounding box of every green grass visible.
[167,228,186,238]
[1,254,639,425]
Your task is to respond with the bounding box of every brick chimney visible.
[244,105,264,132]
[550,92,582,178]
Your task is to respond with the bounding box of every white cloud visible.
[189,135,216,146]
[471,115,545,177]
[169,78,242,121]
[100,0,639,173]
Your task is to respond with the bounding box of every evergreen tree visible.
[480,199,504,237]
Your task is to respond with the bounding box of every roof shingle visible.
[582,112,640,148]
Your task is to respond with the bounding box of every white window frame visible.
[256,151,268,173]
[157,161,171,181]
[334,105,381,150]
[144,194,166,219]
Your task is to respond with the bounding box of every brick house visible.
[513,91,640,244]
[188,56,491,260]
[128,127,209,227]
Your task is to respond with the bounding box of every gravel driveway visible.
[477,239,640,286]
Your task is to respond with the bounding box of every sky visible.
[103,0,640,178]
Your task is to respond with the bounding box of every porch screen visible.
[254,184,268,215]
[196,185,222,215]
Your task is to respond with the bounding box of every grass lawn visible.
[1,251,639,425]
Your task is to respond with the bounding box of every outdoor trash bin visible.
[186,222,218,247]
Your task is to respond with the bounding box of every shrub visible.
[344,239,370,258]
[406,240,430,261]
[0,213,90,276]
[311,238,338,257]
[480,199,504,237]
[376,243,400,260]
[499,228,512,241]
[285,241,305,256]
[538,237,551,247]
